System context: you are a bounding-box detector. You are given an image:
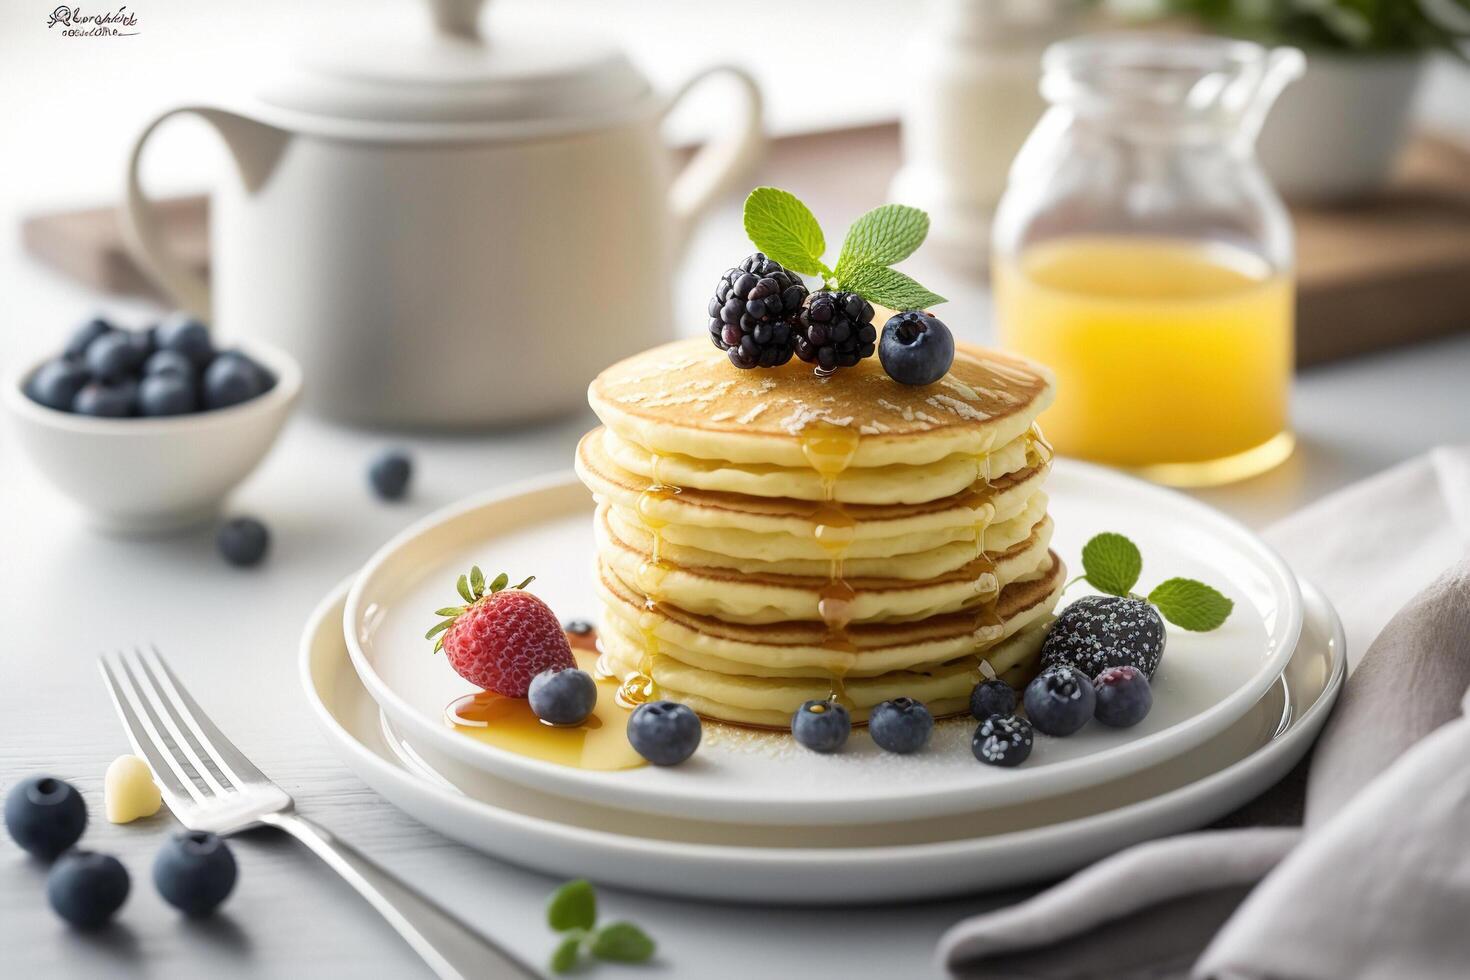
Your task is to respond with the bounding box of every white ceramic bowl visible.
[4,341,301,533]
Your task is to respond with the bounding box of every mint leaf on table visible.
[834,203,930,273]
[547,878,597,932]
[1080,532,1143,597]
[549,933,586,974]
[836,262,945,311]
[743,187,830,278]
[589,922,657,964]
[1148,578,1235,631]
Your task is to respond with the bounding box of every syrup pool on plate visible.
[445,628,646,770]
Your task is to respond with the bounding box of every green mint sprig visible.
[1073,532,1234,632]
[546,879,656,973]
[742,187,945,311]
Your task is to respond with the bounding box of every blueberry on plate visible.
[1023,664,1096,737]
[791,699,851,754]
[202,354,266,410]
[879,311,955,386]
[528,668,597,727]
[47,851,130,928]
[868,697,933,754]
[143,348,196,380]
[216,517,269,568]
[969,678,1017,720]
[5,775,87,860]
[156,314,214,368]
[627,701,702,765]
[972,714,1033,768]
[63,316,114,362]
[26,359,90,412]
[84,331,144,382]
[153,831,237,917]
[368,450,412,501]
[73,380,137,418]
[139,375,197,417]
[1093,665,1153,728]
[1041,595,1167,679]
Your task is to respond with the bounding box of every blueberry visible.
[563,620,594,636]
[153,831,237,917]
[368,450,412,501]
[73,380,137,418]
[5,775,87,860]
[1041,595,1167,679]
[216,517,269,567]
[528,668,597,726]
[879,311,955,386]
[63,317,114,362]
[1023,664,1096,737]
[791,699,851,753]
[868,697,933,754]
[26,359,89,412]
[84,330,143,381]
[969,679,1017,720]
[1093,665,1153,728]
[202,353,266,410]
[156,314,214,368]
[627,700,702,765]
[139,375,197,417]
[47,851,130,928]
[972,714,1034,767]
[143,348,196,380]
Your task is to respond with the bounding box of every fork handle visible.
[260,812,540,980]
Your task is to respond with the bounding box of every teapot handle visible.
[122,106,289,318]
[664,66,765,254]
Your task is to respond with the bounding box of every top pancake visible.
[588,338,1055,469]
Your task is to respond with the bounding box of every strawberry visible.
[427,566,574,698]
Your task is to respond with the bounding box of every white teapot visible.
[122,0,762,427]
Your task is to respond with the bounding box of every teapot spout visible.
[1236,46,1304,152]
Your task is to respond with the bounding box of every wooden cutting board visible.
[20,128,1470,367]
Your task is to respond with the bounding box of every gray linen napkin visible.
[938,448,1470,979]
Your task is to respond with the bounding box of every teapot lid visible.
[254,0,653,139]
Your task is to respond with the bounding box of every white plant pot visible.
[1256,52,1425,203]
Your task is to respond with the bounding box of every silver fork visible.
[99,646,539,980]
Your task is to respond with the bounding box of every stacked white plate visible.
[300,462,1345,905]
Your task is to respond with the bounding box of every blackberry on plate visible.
[1041,595,1168,679]
[708,253,807,369]
[795,291,876,375]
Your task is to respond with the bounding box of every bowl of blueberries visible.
[5,313,301,533]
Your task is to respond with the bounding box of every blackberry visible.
[708,253,807,369]
[795,291,876,375]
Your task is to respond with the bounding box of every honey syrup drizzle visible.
[615,452,680,708]
[800,422,861,705]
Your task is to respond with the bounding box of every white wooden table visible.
[3,3,1469,976]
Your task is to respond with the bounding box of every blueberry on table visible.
[868,697,934,754]
[139,375,197,417]
[73,380,137,418]
[1023,664,1096,737]
[26,359,89,412]
[153,831,237,917]
[1093,665,1153,728]
[368,450,413,501]
[63,316,114,362]
[972,714,1034,768]
[47,851,130,928]
[84,330,143,382]
[529,668,598,727]
[969,678,1017,721]
[143,348,195,380]
[879,311,955,386]
[791,698,851,753]
[1041,595,1167,679]
[5,775,87,860]
[627,701,702,765]
[217,517,270,567]
[202,354,266,410]
[155,314,214,368]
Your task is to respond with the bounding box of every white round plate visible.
[309,578,1341,903]
[344,463,1302,825]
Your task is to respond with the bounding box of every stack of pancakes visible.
[575,337,1063,728]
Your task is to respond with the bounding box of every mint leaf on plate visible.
[1080,532,1143,597]
[549,933,585,974]
[589,922,657,963]
[547,878,597,932]
[1148,578,1234,631]
[835,203,930,273]
[743,187,829,277]
[837,262,945,311]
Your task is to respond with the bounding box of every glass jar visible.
[992,34,1304,486]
